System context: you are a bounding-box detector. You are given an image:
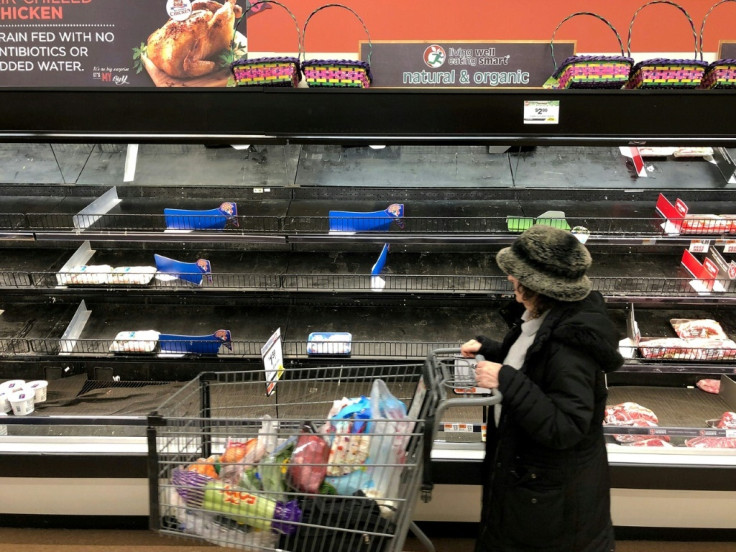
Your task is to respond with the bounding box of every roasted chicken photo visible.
[146,0,243,79]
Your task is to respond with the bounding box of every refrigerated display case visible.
[1,89,736,539]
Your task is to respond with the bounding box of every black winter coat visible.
[474,291,623,552]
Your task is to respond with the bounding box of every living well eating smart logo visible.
[423,44,446,68]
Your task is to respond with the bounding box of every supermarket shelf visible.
[1,89,736,146]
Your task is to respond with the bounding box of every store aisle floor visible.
[0,530,734,552]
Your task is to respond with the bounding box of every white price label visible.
[523,100,559,125]
[442,423,474,433]
[724,240,736,254]
[688,240,710,253]
[261,328,284,397]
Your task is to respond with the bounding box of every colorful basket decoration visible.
[230,0,301,87]
[624,0,708,89]
[698,0,736,89]
[301,4,373,88]
[544,12,633,89]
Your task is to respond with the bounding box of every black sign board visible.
[719,41,736,59]
[359,40,575,88]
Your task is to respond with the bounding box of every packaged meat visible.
[110,266,157,285]
[109,330,160,353]
[638,338,691,360]
[685,437,736,449]
[611,419,669,444]
[626,438,673,447]
[307,332,352,356]
[639,337,736,361]
[62,264,113,285]
[706,411,736,429]
[288,424,330,494]
[681,215,729,235]
[604,402,659,425]
[696,379,721,394]
[670,319,728,340]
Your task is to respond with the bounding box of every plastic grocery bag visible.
[365,379,411,500]
[219,415,277,485]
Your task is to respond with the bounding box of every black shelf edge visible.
[1,452,733,491]
[1,89,735,145]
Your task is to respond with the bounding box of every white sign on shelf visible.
[523,100,559,125]
[261,328,284,397]
[688,240,711,254]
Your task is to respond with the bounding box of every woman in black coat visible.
[462,225,623,552]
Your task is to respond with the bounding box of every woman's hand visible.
[460,339,482,358]
[475,360,502,389]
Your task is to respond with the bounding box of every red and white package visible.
[639,338,736,361]
[670,319,728,340]
[626,438,673,447]
[696,379,721,394]
[685,437,736,449]
[681,215,730,235]
[605,402,659,425]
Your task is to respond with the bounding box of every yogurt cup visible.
[0,380,25,393]
[27,380,48,403]
[0,391,10,414]
[8,390,34,416]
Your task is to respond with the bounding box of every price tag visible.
[523,100,559,125]
[261,328,284,397]
[724,240,736,254]
[689,240,711,253]
[442,423,474,433]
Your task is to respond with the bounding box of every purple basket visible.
[699,59,736,89]
[230,1,302,88]
[697,1,736,89]
[546,13,633,90]
[231,56,301,87]
[624,58,709,89]
[554,55,633,89]
[624,1,706,89]
[301,4,373,88]
[301,58,372,88]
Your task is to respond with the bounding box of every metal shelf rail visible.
[2,213,736,241]
[1,271,734,299]
[1,337,735,369]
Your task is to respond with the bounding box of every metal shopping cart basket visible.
[147,349,501,552]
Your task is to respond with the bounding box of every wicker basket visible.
[230,0,301,87]
[544,12,633,89]
[624,0,708,89]
[698,0,736,89]
[301,3,373,88]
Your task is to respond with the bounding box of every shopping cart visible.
[147,348,501,552]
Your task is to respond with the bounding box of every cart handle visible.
[421,348,503,503]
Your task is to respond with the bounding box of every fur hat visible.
[496,225,592,302]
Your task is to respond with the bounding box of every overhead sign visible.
[359,40,574,88]
[0,0,268,87]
